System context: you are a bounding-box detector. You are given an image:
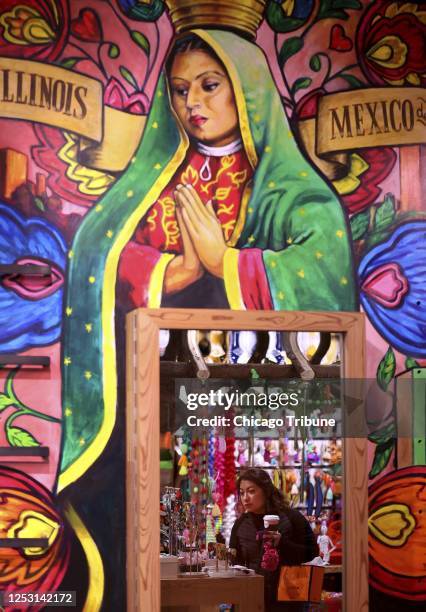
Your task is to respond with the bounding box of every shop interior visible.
[160,330,343,611]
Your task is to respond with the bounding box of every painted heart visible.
[71,9,102,42]
[361,263,408,308]
[329,25,353,52]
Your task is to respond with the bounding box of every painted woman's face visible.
[170,50,240,146]
[239,479,267,514]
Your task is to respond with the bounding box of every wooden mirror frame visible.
[126,308,368,612]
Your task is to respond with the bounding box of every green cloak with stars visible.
[58,30,357,491]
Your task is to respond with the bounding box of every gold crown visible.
[165,0,267,41]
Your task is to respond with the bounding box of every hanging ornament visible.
[178,443,189,476]
[222,494,237,544]
[224,418,236,500]
[214,434,226,511]
[208,430,215,477]
[205,504,216,547]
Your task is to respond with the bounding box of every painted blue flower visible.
[359,220,426,358]
[267,0,315,32]
[118,0,165,21]
[0,204,66,353]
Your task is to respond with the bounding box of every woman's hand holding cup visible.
[263,515,281,548]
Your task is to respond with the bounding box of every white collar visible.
[197,138,242,157]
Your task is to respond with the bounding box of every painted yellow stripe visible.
[148,253,175,308]
[64,503,104,612]
[58,126,189,493]
[193,30,258,170]
[223,247,245,309]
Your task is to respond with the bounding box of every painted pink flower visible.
[104,78,149,115]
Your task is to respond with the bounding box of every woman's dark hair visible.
[237,468,289,513]
[166,33,224,74]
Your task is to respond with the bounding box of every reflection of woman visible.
[118,31,357,310]
[59,31,356,489]
[231,468,317,611]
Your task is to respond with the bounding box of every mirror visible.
[125,308,367,612]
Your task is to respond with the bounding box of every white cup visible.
[263,514,280,531]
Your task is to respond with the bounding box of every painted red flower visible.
[357,1,426,86]
[0,0,69,61]
[0,467,70,611]
[339,147,397,214]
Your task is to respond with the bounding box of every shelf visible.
[236,464,341,470]
[0,538,49,548]
[0,446,49,460]
[297,504,335,508]
[324,564,342,574]
[0,263,51,277]
[0,354,50,368]
[160,362,340,379]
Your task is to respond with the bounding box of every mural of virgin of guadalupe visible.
[59,24,357,489]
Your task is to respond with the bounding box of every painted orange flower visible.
[0,0,69,61]
[0,467,70,609]
[369,466,426,600]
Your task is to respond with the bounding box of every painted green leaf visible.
[60,57,80,69]
[7,426,40,447]
[309,54,322,72]
[338,0,362,9]
[131,30,150,55]
[350,209,370,240]
[405,357,420,370]
[0,394,14,411]
[338,73,364,89]
[120,66,139,90]
[291,77,312,95]
[5,370,18,403]
[369,439,394,478]
[368,421,397,444]
[377,346,396,391]
[374,194,396,232]
[119,66,138,90]
[279,37,304,67]
[266,3,305,33]
[317,0,362,21]
[108,44,120,59]
[34,197,45,211]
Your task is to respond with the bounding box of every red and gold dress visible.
[119,145,273,309]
